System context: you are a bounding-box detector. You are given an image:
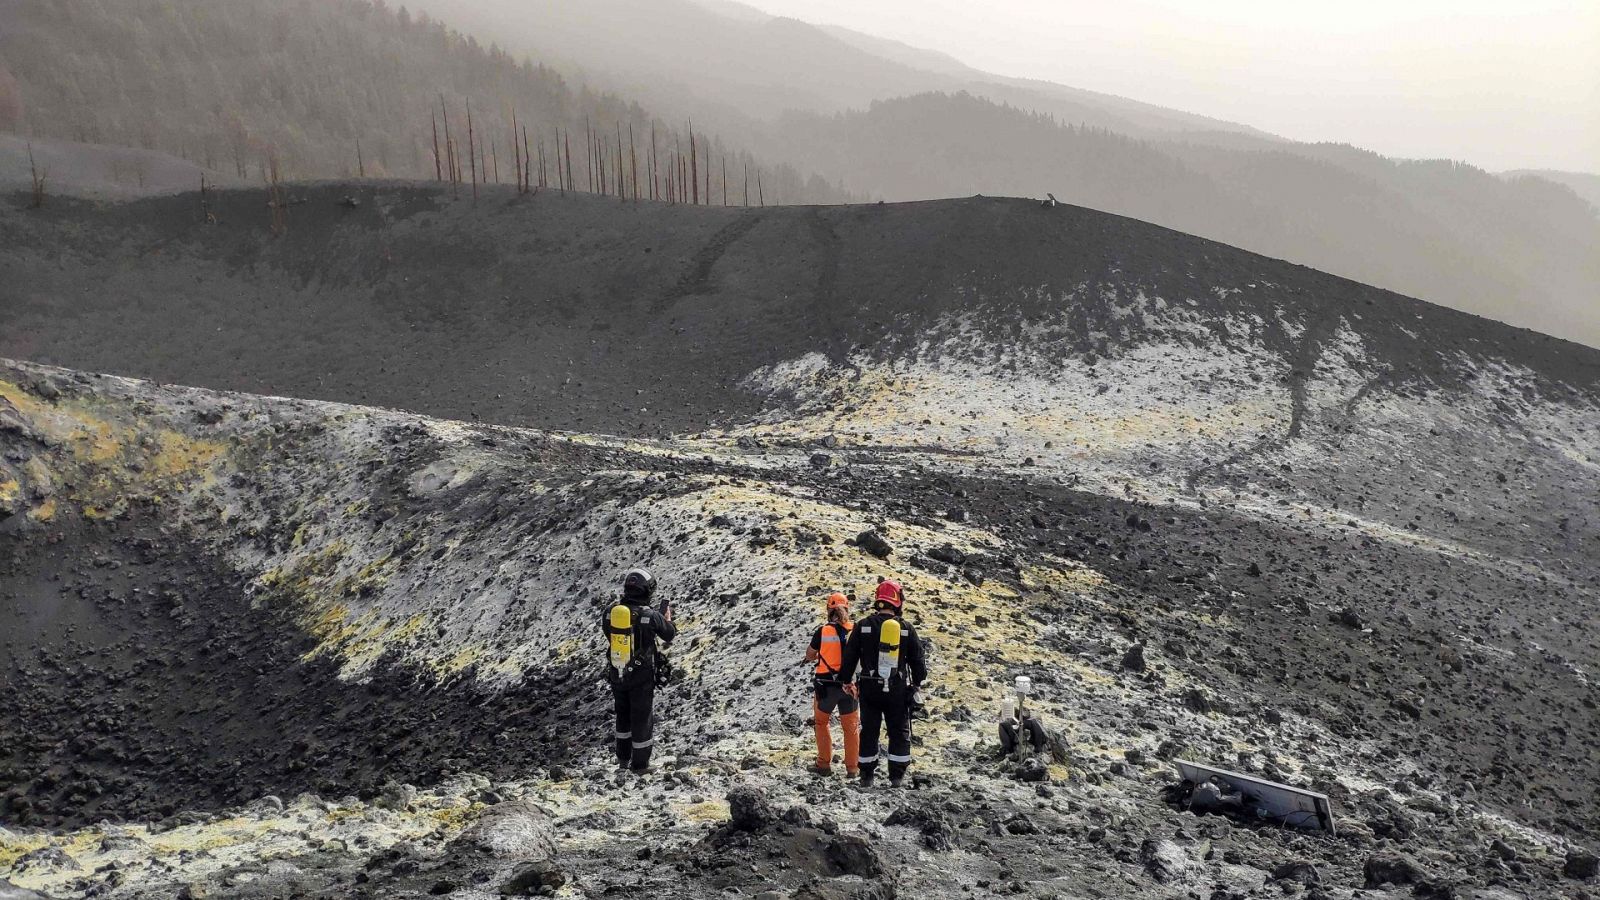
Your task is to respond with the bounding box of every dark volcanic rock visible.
[1182,687,1213,714]
[454,799,556,860]
[0,515,594,829]
[1121,643,1147,672]
[1269,861,1320,885]
[826,834,887,879]
[884,801,957,851]
[1017,757,1050,782]
[499,860,566,896]
[0,879,53,900]
[853,530,894,559]
[1363,853,1427,888]
[7,847,79,875]
[1565,848,1599,880]
[793,878,896,900]
[727,784,775,832]
[1140,838,1193,884]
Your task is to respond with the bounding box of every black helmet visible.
[622,568,656,601]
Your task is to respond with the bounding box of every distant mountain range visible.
[3,0,1595,345]
[1505,169,1600,211]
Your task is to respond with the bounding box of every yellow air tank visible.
[877,618,902,679]
[609,605,634,671]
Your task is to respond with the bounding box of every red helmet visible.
[874,579,904,609]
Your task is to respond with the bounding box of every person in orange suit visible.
[804,592,860,776]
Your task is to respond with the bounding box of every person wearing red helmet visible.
[804,592,860,776]
[838,577,927,787]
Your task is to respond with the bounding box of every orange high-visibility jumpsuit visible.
[808,621,861,774]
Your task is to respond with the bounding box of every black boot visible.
[888,761,908,788]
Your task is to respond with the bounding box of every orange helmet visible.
[874,579,904,609]
[826,592,849,611]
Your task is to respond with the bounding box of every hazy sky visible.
[734,0,1599,172]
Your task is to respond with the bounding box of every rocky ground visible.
[2,185,1599,898]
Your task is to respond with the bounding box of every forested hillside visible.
[0,0,851,203]
[1,0,1593,343]
[770,93,1600,345]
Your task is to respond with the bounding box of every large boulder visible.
[1565,848,1599,880]
[826,834,886,879]
[1269,860,1320,885]
[727,784,775,832]
[0,879,54,900]
[1363,853,1428,888]
[499,861,566,896]
[8,847,79,875]
[454,799,557,860]
[1140,839,1193,884]
[884,801,956,851]
[794,877,895,900]
[853,531,894,559]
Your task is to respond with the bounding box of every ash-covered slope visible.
[2,184,1593,434]
[0,136,238,200]
[3,188,1600,898]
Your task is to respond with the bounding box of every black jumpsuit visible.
[839,610,927,781]
[602,601,676,770]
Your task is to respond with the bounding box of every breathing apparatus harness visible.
[605,568,674,688]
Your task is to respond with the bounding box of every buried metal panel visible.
[1175,759,1336,834]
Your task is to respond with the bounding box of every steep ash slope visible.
[2,189,1599,898]
[2,184,1593,434]
[1,325,1598,898]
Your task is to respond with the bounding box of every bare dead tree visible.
[584,117,593,194]
[722,154,727,206]
[649,124,659,201]
[564,128,574,196]
[523,124,532,193]
[536,131,546,189]
[466,98,477,201]
[512,110,522,193]
[629,124,638,202]
[200,174,218,225]
[266,152,287,235]
[431,111,442,181]
[688,121,698,205]
[744,159,750,207]
[441,95,458,197]
[757,169,764,207]
[26,141,46,209]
